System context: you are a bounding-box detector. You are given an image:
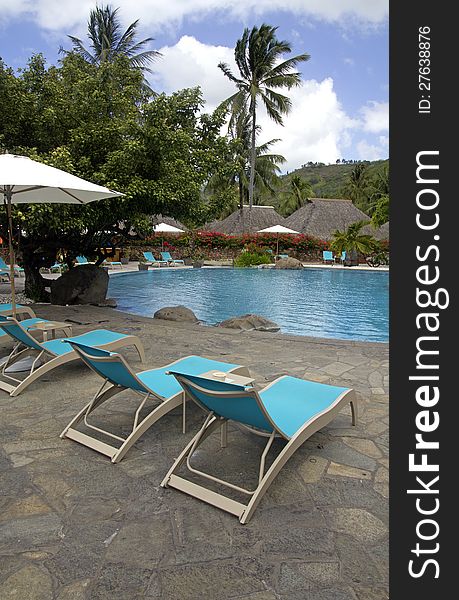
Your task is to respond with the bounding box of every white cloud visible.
[150,36,235,110]
[356,136,388,161]
[150,36,358,171]
[259,78,358,171]
[0,0,388,33]
[360,100,388,133]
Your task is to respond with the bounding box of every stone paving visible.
[0,304,389,599]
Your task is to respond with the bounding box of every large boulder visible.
[217,314,280,332]
[50,264,109,306]
[154,305,199,322]
[274,257,304,269]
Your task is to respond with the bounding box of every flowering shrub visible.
[127,230,341,261]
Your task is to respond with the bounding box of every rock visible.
[96,298,117,308]
[217,314,280,332]
[50,264,109,306]
[274,257,304,269]
[153,305,199,322]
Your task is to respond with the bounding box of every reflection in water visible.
[109,267,389,342]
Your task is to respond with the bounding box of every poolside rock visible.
[154,305,199,323]
[217,314,280,333]
[50,265,109,306]
[274,257,304,269]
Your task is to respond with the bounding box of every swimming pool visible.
[109,267,389,342]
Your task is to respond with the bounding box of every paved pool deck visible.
[0,304,388,599]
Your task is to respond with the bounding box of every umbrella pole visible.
[276,234,279,258]
[6,189,16,316]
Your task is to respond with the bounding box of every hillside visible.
[280,159,389,200]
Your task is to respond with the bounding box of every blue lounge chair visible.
[75,256,90,265]
[0,257,24,276]
[275,253,289,260]
[322,250,334,264]
[0,317,57,345]
[143,251,168,266]
[0,303,36,319]
[160,251,184,265]
[103,259,123,269]
[60,343,249,463]
[0,315,145,397]
[161,371,357,523]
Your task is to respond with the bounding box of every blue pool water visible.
[109,267,389,342]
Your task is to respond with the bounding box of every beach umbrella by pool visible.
[153,222,184,250]
[257,224,300,257]
[0,153,123,314]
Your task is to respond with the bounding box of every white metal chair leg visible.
[112,393,183,463]
[8,354,71,397]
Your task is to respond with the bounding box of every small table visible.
[198,370,255,387]
[27,320,73,341]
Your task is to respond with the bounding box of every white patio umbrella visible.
[153,222,184,233]
[153,222,184,250]
[0,153,123,314]
[257,224,300,257]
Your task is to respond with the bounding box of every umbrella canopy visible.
[153,222,184,251]
[257,225,299,235]
[0,154,123,204]
[257,224,299,256]
[0,153,123,312]
[153,222,184,233]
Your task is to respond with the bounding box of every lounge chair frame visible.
[0,304,35,320]
[60,350,249,463]
[161,375,357,524]
[0,317,144,397]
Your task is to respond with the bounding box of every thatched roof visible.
[284,198,373,241]
[204,205,286,234]
[377,221,389,240]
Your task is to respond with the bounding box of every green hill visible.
[280,159,388,200]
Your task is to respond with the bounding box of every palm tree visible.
[207,105,285,213]
[343,163,369,210]
[279,175,313,216]
[62,5,161,90]
[330,220,377,265]
[367,165,389,227]
[230,108,285,206]
[218,24,309,209]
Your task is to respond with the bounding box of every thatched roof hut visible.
[285,198,374,241]
[377,221,389,240]
[204,205,286,234]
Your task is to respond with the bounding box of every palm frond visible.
[67,35,96,63]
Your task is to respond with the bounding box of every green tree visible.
[367,165,389,227]
[342,163,369,210]
[329,220,377,264]
[279,174,313,216]
[1,55,230,299]
[370,195,389,227]
[62,4,161,91]
[206,106,285,217]
[218,24,309,209]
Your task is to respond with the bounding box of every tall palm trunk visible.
[248,98,257,210]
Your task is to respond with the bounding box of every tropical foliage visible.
[61,4,161,92]
[329,220,378,261]
[219,24,309,208]
[206,106,285,216]
[0,52,232,299]
[279,174,313,216]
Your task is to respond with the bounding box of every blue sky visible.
[0,1,388,172]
